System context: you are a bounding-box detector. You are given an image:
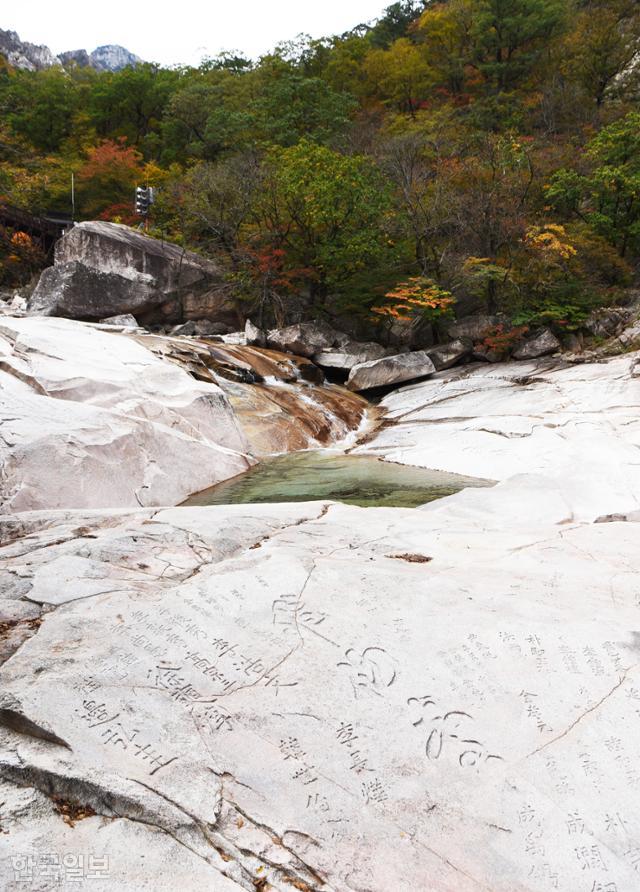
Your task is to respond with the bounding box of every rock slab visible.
[347,350,436,390]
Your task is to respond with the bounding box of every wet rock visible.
[512,328,561,360]
[347,351,436,391]
[100,314,138,328]
[266,321,344,358]
[424,338,472,371]
[28,221,238,326]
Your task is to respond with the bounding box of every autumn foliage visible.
[373,277,455,322]
[1,0,639,322]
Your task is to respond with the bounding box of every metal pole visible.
[71,173,75,222]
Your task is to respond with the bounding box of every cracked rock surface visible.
[0,317,365,512]
[1,353,640,889]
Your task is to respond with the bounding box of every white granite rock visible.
[347,351,437,391]
[357,356,640,520]
[0,317,252,511]
[1,354,640,890]
[512,329,561,360]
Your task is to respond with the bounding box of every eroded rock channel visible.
[1,313,640,891]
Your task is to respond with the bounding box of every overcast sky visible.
[6,1,388,67]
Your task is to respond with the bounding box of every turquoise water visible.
[184,451,492,509]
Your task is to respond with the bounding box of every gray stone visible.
[245,319,266,347]
[313,341,388,371]
[28,222,237,326]
[347,351,436,391]
[447,314,502,342]
[584,306,633,339]
[170,321,198,336]
[618,320,640,350]
[29,261,163,322]
[424,338,472,371]
[266,322,342,358]
[512,328,560,360]
[471,347,502,363]
[99,314,138,328]
[563,332,584,353]
[170,320,232,338]
[194,320,232,337]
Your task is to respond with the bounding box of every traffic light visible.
[135,186,155,217]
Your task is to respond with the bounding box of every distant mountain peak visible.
[0,28,142,72]
[0,28,60,71]
[88,45,142,72]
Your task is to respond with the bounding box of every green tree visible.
[88,64,180,154]
[561,0,640,107]
[547,112,640,257]
[471,0,567,91]
[369,2,428,48]
[261,140,394,303]
[2,68,83,152]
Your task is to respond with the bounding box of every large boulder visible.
[0,317,253,511]
[313,341,388,371]
[447,314,502,342]
[28,221,238,326]
[387,317,434,349]
[347,350,436,391]
[266,321,346,358]
[512,328,561,360]
[583,306,633,339]
[424,338,472,371]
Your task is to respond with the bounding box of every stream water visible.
[183,451,492,509]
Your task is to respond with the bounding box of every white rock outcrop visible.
[0,317,252,511]
[1,350,640,890]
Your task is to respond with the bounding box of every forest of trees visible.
[1,0,639,336]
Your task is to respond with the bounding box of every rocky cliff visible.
[0,28,141,71]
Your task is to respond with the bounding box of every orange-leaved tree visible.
[372,276,455,323]
[77,138,144,219]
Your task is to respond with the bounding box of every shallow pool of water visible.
[183,451,492,509]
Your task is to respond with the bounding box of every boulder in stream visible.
[266,321,347,357]
[313,341,388,371]
[424,338,472,371]
[347,350,436,391]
